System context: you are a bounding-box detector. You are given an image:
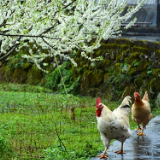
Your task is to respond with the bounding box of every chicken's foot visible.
[96,147,108,159]
[115,150,126,154]
[115,142,126,154]
[96,154,108,159]
[137,131,145,136]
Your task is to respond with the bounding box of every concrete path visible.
[92,115,160,160]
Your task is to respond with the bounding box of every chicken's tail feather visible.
[96,97,101,108]
[142,91,149,102]
[121,96,132,107]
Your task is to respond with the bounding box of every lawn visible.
[0,83,159,159]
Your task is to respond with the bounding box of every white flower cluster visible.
[0,0,146,71]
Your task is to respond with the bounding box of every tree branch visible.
[0,37,21,61]
[52,115,66,150]
[39,1,76,35]
[0,33,59,40]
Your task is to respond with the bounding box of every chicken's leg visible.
[96,147,108,159]
[115,142,126,154]
[136,124,142,133]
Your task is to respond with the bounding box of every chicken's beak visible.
[134,95,137,99]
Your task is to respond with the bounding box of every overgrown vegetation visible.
[0,84,159,159]
[107,63,132,97]
[0,84,108,159]
[44,61,80,94]
[1,38,160,104]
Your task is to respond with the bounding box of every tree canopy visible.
[0,0,145,72]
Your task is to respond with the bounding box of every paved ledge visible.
[121,36,160,42]
[92,115,160,160]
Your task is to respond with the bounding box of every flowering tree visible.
[0,0,145,72]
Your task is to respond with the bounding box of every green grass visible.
[0,83,159,159]
[0,83,53,93]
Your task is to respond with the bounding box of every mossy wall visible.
[74,38,160,104]
[0,38,160,105]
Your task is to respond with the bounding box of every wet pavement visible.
[91,115,160,160]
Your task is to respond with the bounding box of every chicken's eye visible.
[122,105,130,108]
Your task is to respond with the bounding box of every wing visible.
[98,116,131,141]
[97,104,131,142]
[142,100,151,112]
[112,96,132,141]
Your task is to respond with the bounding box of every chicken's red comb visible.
[96,97,101,108]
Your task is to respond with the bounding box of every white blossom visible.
[0,0,146,72]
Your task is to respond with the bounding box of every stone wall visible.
[73,38,160,106]
[0,38,160,107]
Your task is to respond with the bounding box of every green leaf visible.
[134,61,139,67]
[147,70,152,74]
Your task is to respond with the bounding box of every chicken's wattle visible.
[96,108,103,117]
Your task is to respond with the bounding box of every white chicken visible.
[96,96,132,159]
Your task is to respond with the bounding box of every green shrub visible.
[44,61,80,94]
